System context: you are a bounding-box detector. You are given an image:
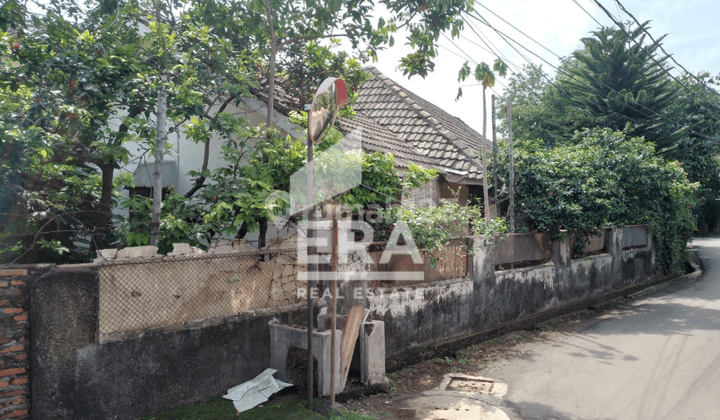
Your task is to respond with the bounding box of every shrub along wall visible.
[498,128,696,275]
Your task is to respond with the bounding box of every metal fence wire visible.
[98,237,470,338]
[368,237,469,288]
[98,248,304,337]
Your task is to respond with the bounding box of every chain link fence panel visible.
[97,236,470,339]
[368,237,469,288]
[98,248,305,338]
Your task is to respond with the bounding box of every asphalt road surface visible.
[483,236,720,420]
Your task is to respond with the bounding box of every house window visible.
[132,161,178,193]
[126,186,171,201]
[468,185,482,207]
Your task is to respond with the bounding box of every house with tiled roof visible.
[338,67,490,209]
[125,66,490,215]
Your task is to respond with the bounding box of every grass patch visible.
[329,412,378,420]
[145,395,326,420]
[145,396,235,420]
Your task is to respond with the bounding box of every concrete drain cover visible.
[447,378,494,394]
[437,373,508,398]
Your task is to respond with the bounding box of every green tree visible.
[666,72,720,232]
[115,118,437,254]
[234,0,473,124]
[557,22,675,148]
[0,0,257,262]
[498,62,598,147]
[0,0,488,262]
[497,64,553,144]
[498,23,678,149]
[496,128,696,274]
[0,0,144,262]
[457,58,506,221]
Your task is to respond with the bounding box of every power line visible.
[460,13,559,107]
[472,7,712,141]
[437,42,476,66]
[474,3,562,60]
[438,33,507,96]
[590,0,720,112]
[464,11,601,117]
[465,6,679,137]
[458,34,495,55]
[572,0,604,27]
[440,32,477,65]
[471,6,712,141]
[464,8,717,142]
[441,28,508,90]
[614,0,720,95]
[460,14,582,123]
[463,10,695,144]
[461,15,528,82]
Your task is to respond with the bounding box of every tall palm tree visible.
[458,59,507,223]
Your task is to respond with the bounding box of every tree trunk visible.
[506,97,515,233]
[91,162,116,252]
[184,135,210,198]
[264,0,277,126]
[150,83,167,246]
[258,218,268,249]
[185,97,235,199]
[260,0,278,250]
[150,0,168,247]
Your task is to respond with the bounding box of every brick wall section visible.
[0,269,29,420]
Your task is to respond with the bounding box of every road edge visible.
[386,250,704,372]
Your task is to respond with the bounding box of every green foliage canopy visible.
[560,23,675,148]
[497,128,696,274]
[115,113,438,254]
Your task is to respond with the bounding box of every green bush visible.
[375,193,507,253]
[497,128,697,274]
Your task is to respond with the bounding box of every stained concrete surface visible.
[480,236,720,420]
[393,373,510,420]
[400,393,510,420]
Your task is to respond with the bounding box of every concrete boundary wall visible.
[22,226,654,419]
[366,226,653,356]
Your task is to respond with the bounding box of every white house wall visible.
[118,98,303,197]
[111,97,303,248]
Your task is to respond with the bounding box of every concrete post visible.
[268,322,342,397]
[552,232,571,300]
[471,236,496,329]
[359,321,386,386]
[647,228,655,274]
[609,227,623,289]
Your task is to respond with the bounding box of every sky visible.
[369,0,720,136]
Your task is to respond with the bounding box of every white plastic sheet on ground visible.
[222,368,293,413]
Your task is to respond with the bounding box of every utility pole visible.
[330,205,338,408]
[481,84,490,224]
[306,140,314,410]
[491,94,498,217]
[506,97,515,233]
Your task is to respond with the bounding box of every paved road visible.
[482,236,720,420]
